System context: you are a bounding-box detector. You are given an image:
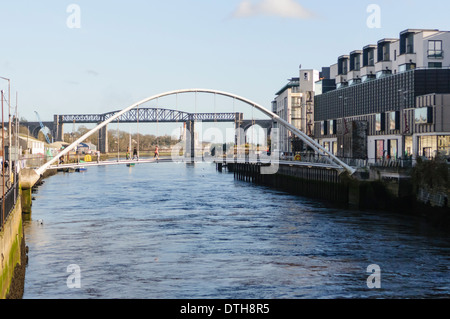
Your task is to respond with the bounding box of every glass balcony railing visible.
[428,50,444,59]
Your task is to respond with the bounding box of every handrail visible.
[0,175,19,230]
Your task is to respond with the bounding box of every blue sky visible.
[1,0,449,134]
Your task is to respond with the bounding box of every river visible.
[22,162,450,299]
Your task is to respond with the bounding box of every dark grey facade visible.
[315,69,450,126]
[314,68,450,161]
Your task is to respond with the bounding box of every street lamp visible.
[0,77,11,181]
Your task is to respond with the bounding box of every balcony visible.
[360,65,375,77]
[397,52,417,66]
[347,70,361,81]
[375,60,392,74]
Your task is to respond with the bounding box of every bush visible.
[411,155,449,191]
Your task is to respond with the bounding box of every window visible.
[388,139,398,160]
[383,44,390,61]
[438,136,450,156]
[355,56,360,71]
[351,54,361,71]
[389,111,400,130]
[376,140,385,160]
[376,113,386,131]
[405,136,413,158]
[329,120,337,135]
[406,33,414,54]
[338,59,348,75]
[418,136,438,159]
[376,69,392,79]
[428,62,442,68]
[362,74,376,82]
[399,63,416,73]
[321,121,328,136]
[414,107,433,124]
[428,40,443,58]
[349,78,362,86]
[368,50,374,66]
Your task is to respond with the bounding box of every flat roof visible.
[275,78,299,96]
[400,28,439,35]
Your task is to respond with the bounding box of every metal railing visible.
[0,174,20,231]
[19,154,51,169]
[274,152,417,169]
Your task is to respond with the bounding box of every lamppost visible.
[0,77,11,181]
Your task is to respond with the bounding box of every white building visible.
[272,68,321,154]
[18,135,45,155]
[330,29,450,88]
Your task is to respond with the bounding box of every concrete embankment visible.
[0,197,26,299]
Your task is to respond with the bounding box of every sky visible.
[1,0,450,137]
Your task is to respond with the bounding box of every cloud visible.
[87,69,99,76]
[233,0,315,19]
[65,80,80,85]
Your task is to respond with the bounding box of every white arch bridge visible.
[20,89,356,189]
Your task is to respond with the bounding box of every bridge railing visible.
[0,173,19,231]
[19,154,51,169]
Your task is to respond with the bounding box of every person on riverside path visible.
[154,145,159,161]
[133,147,138,160]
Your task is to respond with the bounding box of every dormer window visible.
[363,47,375,67]
[350,52,361,71]
[400,32,415,55]
[338,56,349,75]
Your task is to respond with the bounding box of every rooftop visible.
[275,77,299,96]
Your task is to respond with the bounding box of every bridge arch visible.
[35,89,356,176]
[31,125,53,141]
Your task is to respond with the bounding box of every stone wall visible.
[0,197,26,299]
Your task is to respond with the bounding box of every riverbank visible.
[0,197,26,299]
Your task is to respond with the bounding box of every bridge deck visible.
[48,157,342,171]
[48,158,171,170]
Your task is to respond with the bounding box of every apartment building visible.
[272,69,321,154]
[314,29,450,163]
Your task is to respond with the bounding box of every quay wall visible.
[0,197,26,299]
[227,162,350,205]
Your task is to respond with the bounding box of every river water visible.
[22,162,450,299]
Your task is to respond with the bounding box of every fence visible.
[20,154,50,169]
[0,174,20,231]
